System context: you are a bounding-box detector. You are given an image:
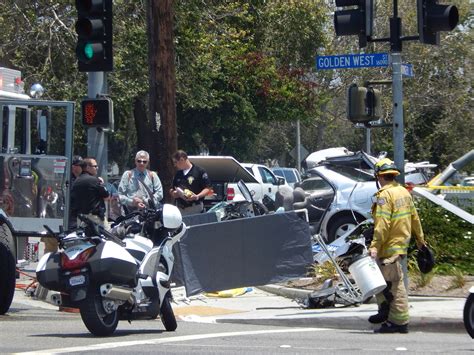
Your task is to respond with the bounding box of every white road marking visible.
[15,327,330,354]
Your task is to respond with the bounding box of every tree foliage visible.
[0,0,471,171]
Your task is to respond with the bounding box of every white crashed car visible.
[302,161,377,243]
[300,150,434,242]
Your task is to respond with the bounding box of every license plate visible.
[69,275,85,286]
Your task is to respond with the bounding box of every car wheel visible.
[327,215,363,243]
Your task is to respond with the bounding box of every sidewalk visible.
[171,285,466,333]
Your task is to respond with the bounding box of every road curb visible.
[258,284,311,300]
[254,284,465,333]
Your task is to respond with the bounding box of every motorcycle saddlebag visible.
[87,241,138,287]
[36,252,64,291]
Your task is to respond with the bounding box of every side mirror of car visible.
[276,176,286,186]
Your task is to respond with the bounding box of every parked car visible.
[271,167,302,188]
[461,176,474,187]
[241,163,290,200]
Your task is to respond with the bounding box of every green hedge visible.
[413,198,473,275]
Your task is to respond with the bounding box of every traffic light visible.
[81,97,113,128]
[75,0,113,72]
[347,84,381,123]
[334,0,374,48]
[417,0,459,45]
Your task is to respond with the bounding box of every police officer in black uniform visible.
[170,150,211,215]
[70,157,109,228]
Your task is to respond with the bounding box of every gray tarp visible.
[177,212,313,297]
[171,212,219,286]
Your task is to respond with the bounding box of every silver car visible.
[300,150,435,242]
[301,165,377,242]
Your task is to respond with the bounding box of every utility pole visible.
[147,0,177,202]
[296,120,301,172]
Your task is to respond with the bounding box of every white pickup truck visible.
[188,156,287,208]
[241,163,292,199]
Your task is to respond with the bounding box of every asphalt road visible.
[1,291,472,354]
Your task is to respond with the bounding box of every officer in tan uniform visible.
[369,158,426,334]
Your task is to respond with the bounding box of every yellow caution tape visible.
[419,185,474,191]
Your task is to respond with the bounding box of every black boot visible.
[368,302,389,324]
[374,321,409,334]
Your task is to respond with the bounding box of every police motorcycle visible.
[464,287,474,338]
[36,202,186,336]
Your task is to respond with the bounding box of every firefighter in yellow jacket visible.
[369,158,426,334]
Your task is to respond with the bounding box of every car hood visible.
[188,156,259,183]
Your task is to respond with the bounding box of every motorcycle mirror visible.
[43,224,55,236]
[148,198,156,210]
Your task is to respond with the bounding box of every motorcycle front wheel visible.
[160,292,177,331]
[464,293,474,338]
[80,288,119,336]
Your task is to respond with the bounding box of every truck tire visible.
[0,223,16,315]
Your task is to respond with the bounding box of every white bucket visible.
[348,256,387,301]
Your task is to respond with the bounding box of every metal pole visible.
[296,119,301,171]
[392,55,409,288]
[391,52,405,185]
[366,128,371,155]
[87,72,108,179]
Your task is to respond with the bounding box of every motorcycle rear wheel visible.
[464,293,474,338]
[80,288,119,336]
[160,292,177,331]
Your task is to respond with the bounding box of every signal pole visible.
[334,0,459,289]
[74,0,113,179]
[391,52,404,184]
[87,72,108,179]
[334,0,458,184]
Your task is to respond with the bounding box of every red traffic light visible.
[81,98,113,128]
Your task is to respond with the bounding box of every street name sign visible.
[401,63,414,77]
[316,53,389,70]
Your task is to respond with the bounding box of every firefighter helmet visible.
[417,245,435,274]
[374,158,400,176]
